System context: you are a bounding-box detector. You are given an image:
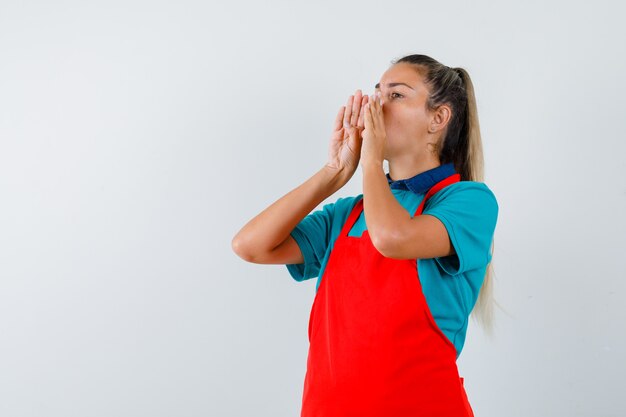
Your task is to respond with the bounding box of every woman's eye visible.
[389,92,403,99]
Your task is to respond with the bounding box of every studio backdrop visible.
[0,1,624,416]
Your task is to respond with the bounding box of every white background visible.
[1,1,625,416]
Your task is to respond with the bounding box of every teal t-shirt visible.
[286,180,499,359]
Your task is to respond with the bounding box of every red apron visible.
[301,172,474,417]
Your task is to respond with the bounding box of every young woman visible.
[232,54,498,417]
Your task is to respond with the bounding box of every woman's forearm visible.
[232,166,350,260]
[362,162,410,251]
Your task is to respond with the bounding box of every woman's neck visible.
[387,154,441,181]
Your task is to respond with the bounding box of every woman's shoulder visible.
[437,180,496,198]
[426,180,498,212]
[312,194,363,222]
[327,194,363,210]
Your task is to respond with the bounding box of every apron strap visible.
[413,173,461,217]
[339,172,461,237]
[339,197,364,238]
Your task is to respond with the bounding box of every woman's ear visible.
[428,104,452,133]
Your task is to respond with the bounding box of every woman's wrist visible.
[361,159,384,172]
[321,164,352,190]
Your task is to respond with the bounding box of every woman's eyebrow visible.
[374,82,415,90]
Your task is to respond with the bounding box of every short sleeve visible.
[286,200,337,281]
[422,182,498,275]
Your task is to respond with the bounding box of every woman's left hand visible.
[362,91,387,167]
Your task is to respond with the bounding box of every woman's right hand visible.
[325,89,369,177]
[232,91,368,265]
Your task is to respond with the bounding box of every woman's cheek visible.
[384,115,404,137]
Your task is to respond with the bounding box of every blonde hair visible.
[393,54,502,336]
[456,66,498,337]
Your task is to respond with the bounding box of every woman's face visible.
[375,63,446,161]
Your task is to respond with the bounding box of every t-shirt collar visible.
[386,162,456,195]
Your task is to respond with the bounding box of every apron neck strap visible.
[340,173,462,237]
[413,173,461,217]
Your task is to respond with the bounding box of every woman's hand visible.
[362,91,387,167]
[325,90,369,177]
